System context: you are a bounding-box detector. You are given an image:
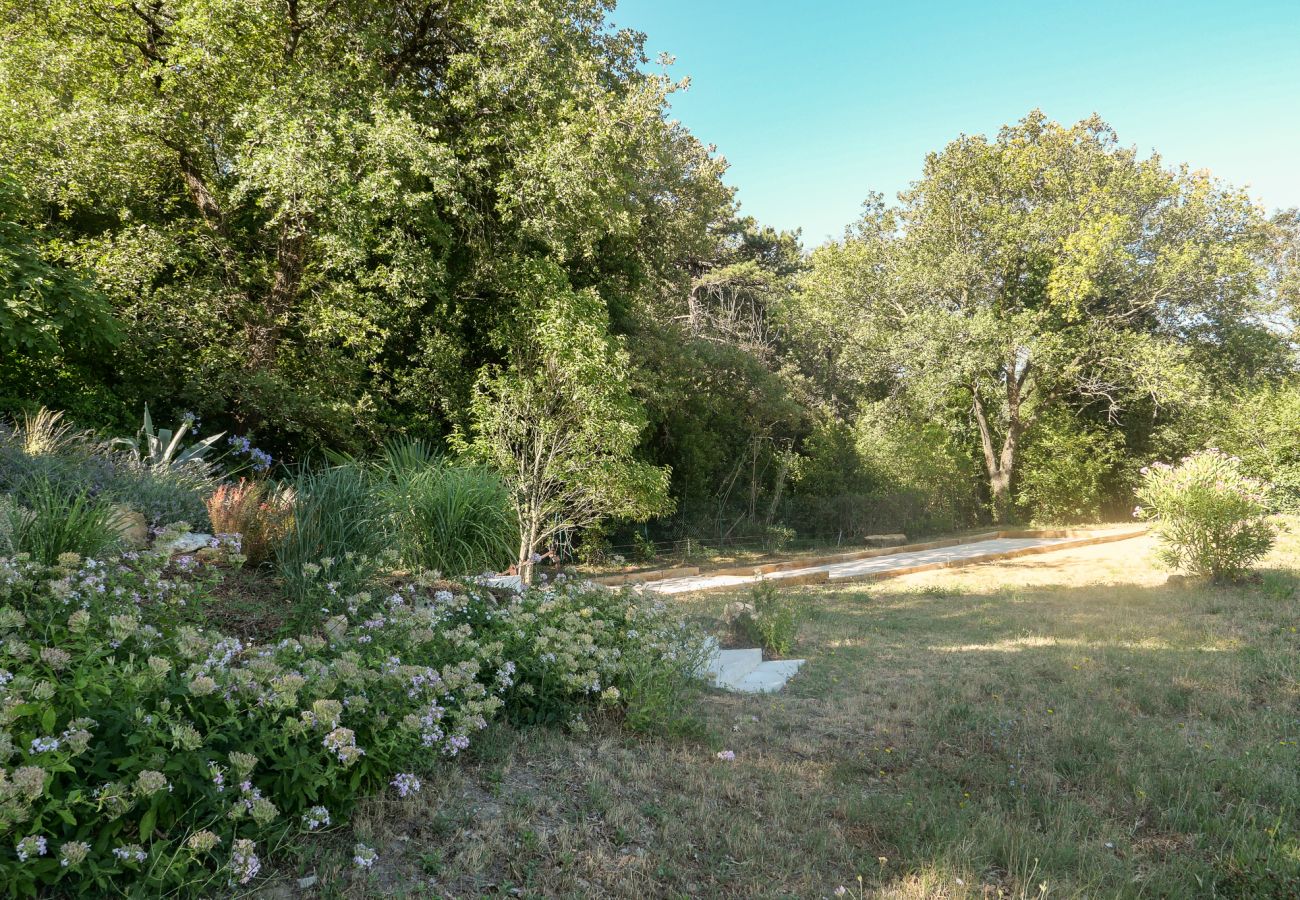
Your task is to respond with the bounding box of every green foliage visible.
[1136,451,1277,581]
[740,579,804,657]
[0,181,117,360]
[0,0,728,452]
[3,477,122,565]
[108,406,225,474]
[788,401,981,538]
[379,462,517,578]
[0,495,13,555]
[0,533,706,896]
[274,463,388,609]
[464,263,672,582]
[1211,383,1300,510]
[631,533,659,564]
[493,580,709,734]
[1017,412,1125,523]
[789,112,1279,521]
[0,410,212,529]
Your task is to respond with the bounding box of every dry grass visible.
[256,527,1300,899]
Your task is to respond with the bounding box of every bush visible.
[1211,384,1300,511]
[1017,413,1123,524]
[0,411,214,531]
[205,480,293,567]
[0,540,705,896]
[738,578,803,656]
[1135,450,1277,581]
[4,477,123,565]
[491,578,711,732]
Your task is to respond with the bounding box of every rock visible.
[297,875,318,890]
[112,506,149,549]
[864,533,907,548]
[476,573,524,592]
[154,532,213,555]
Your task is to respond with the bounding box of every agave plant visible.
[110,405,225,472]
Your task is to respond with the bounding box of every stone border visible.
[603,526,1147,588]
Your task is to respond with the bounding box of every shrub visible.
[4,477,123,565]
[205,480,294,567]
[0,540,704,896]
[1017,412,1124,524]
[0,495,14,555]
[489,577,710,732]
[104,464,213,530]
[379,464,516,577]
[739,578,803,656]
[0,411,214,530]
[0,544,500,896]
[631,533,658,563]
[1135,450,1277,581]
[1211,384,1300,511]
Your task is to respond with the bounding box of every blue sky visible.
[613,0,1300,246]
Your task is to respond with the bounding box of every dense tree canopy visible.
[0,0,728,450]
[2,0,1297,544]
[791,113,1289,520]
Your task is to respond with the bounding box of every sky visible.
[613,0,1300,246]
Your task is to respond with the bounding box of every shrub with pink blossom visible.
[1135,450,1278,581]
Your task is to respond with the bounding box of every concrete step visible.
[732,659,806,694]
[707,648,764,688]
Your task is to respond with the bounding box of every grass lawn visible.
[261,525,1300,899]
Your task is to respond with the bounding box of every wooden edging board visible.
[607,526,1147,589]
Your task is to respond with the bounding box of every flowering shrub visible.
[488,576,712,732]
[1135,450,1278,581]
[205,480,293,567]
[0,538,705,895]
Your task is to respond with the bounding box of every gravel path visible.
[646,534,1097,595]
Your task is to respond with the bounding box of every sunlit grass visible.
[262,524,1300,899]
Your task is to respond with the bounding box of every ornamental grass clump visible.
[205,480,293,567]
[1135,450,1277,582]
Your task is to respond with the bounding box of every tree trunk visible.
[972,370,1025,525]
[517,524,535,586]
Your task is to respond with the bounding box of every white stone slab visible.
[708,648,763,688]
[731,659,806,694]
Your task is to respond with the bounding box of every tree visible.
[633,218,807,537]
[462,263,672,583]
[0,0,729,451]
[794,112,1279,521]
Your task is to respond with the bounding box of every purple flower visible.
[391,773,421,797]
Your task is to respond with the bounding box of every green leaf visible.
[138,807,156,841]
